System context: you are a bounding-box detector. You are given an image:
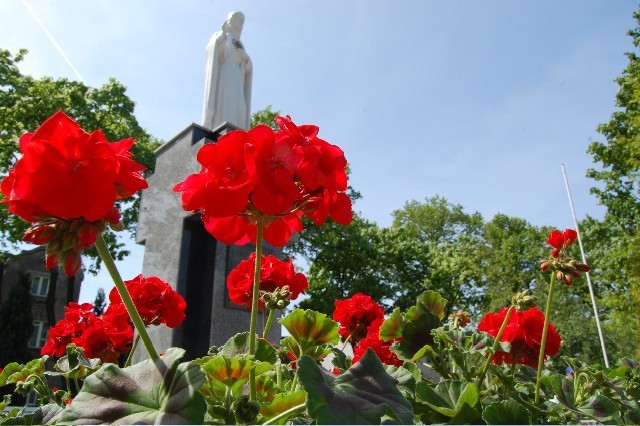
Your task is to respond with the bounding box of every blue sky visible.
[0,1,636,303]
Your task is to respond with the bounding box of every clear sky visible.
[0,1,636,304]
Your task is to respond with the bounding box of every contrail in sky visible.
[21,0,85,82]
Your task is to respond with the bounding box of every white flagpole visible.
[561,164,610,367]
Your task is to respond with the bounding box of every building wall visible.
[0,246,83,357]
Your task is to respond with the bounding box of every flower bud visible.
[512,289,537,311]
[448,310,471,328]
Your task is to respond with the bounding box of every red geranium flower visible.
[333,293,385,343]
[174,116,352,247]
[546,229,578,258]
[226,253,308,309]
[478,307,561,369]
[108,275,186,328]
[41,301,133,363]
[0,111,148,276]
[352,318,402,367]
[541,228,589,285]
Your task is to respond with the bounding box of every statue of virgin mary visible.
[202,11,252,130]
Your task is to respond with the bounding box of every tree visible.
[585,7,640,361]
[93,287,107,316]
[0,273,34,365]
[385,197,486,317]
[250,105,279,129]
[284,212,390,315]
[0,48,161,270]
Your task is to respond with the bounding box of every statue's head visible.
[223,11,245,35]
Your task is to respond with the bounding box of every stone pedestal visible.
[135,122,281,362]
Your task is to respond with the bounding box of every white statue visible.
[202,11,252,130]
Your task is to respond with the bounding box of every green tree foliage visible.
[385,197,485,318]
[0,49,161,271]
[250,105,279,129]
[0,273,34,365]
[93,287,107,316]
[585,7,640,361]
[284,212,389,315]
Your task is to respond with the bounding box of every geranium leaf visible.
[577,395,622,423]
[219,332,278,364]
[58,347,206,425]
[380,308,404,341]
[199,355,272,387]
[297,349,414,424]
[415,379,479,418]
[394,311,442,361]
[256,374,278,404]
[279,309,339,355]
[32,403,65,425]
[331,348,351,372]
[280,336,333,362]
[482,400,532,425]
[0,363,22,386]
[259,390,307,424]
[384,362,421,396]
[413,290,447,320]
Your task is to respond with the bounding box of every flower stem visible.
[535,273,556,405]
[263,308,276,339]
[124,335,140,367]
[248,222,264,402]
[476,305,515,390]
[95,234,159,362]
[263,403,306,425]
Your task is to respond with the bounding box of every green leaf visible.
[297,349,414,424]
[259,390,307,424]
[384,362,421,396]
[199,354,272,387]
[58,347,206,425]
[280,336,333,362]
[380,308,404,341]
[0,363,22,386]
[32,404,65,425]
[414,290,448,320]
[279,309,339,356]
[219,332,278,364]
[394,311,442,361]
[415,379,479,418]
[331,348,352,372]
[482,400,532,425]
[577,395,622,424]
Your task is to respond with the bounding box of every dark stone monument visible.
[135,122,281,361]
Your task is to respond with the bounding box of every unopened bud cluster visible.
[511,289,537,310]
[448,309,471,328]
[540,257,590,285]
[22,209,122,276]
[261,286,292,310]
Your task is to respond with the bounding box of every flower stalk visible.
[95,234,159,362]
[476,305,515,389]
[535,273,556,405]
[248,221,264,402]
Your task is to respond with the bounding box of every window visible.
[28,321,48,348]
[30,274,50,297]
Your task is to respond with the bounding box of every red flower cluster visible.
[541,228,589,285]
[41,302,133,363]
[352,318,402,367]
[174,116,352,247]
[478,307,562,369]
[546,229,577,258]
[226,253,308,309]
[0,111,147,276]
[333,293,385,343]
[109,275,186,328]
